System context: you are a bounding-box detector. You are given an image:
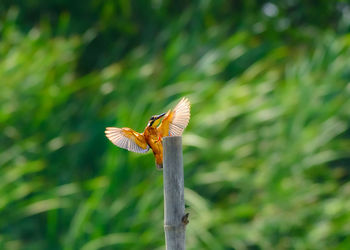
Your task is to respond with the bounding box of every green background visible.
[1,1,350,249]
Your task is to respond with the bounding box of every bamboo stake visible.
[163,136,187,250]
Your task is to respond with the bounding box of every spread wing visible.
[105,127,149,153]
[158,97,191,137]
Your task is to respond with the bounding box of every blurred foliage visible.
[1,0,349,72]
[1,1,350,250]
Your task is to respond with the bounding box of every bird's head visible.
[147,112,166,127]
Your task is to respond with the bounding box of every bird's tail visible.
[156,162,163,171]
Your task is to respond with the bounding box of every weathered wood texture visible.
[163,136,186,250]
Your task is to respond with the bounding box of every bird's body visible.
[144,126,163,169]
[105,98,190,169]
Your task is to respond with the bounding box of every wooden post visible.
[163,136,186,250]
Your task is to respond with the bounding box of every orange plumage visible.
[105,98,190,169]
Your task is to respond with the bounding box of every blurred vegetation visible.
[1,1,350,249]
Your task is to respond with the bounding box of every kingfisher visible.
[105,98,190,169]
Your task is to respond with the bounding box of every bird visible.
[105,97,190,170]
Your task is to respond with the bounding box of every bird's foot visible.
[156,163,163,170]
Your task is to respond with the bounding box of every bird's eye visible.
[150,116,155,120]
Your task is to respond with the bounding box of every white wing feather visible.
[169,98,191,136]
[105,127,149,153]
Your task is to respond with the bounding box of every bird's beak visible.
[150,112,166,127]
[148,112,166,127]
[154,112,166,120]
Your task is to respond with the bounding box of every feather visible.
[168,97,191,136]
[157,97,191,137]
[105,127,149,153]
